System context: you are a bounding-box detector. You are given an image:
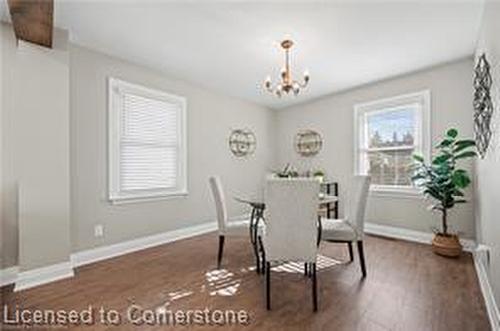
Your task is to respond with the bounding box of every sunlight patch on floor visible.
[317,254,344,269]
[168,290,193,301]
[205,269,241,296]
[272,254,344,273]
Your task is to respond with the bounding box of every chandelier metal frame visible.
[264,40,309,97]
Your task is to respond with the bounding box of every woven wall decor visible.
[295,130,322,157]
[473,54,494,158]
[228,129,256,157]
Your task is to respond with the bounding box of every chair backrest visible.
[209,176,227,232]
[264,178,319,263]
[346,175,371,235]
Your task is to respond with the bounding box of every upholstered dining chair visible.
[261,178,320,311]
[320,175,371,277]
[208,176,262,270]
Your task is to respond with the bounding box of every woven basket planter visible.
[432,234,462,258]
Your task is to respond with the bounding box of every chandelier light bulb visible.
[280,68,287,79]
[264,76,272,90]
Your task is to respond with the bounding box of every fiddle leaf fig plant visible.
[411,128,477,235]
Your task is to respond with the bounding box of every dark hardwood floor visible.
[1,233,490,330]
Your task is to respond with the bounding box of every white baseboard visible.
[2,221,217,291]
[0,266,19,287]
[473,245,500,331]
[364,222,476,252]
[71,221,217,267]
[14,261,74,292]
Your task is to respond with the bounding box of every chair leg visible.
[253,239,260,274]
[348,242,354,262]
[312,262,318,312]
[317,216,322,247]
[266,262,271,310]
[249,208,256,243]
[357,240,366,278]
[217,235,225,269]
[305,263,313,278]
[258,236,266,275]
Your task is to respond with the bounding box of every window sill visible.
[369,186,423,199]
[109,191,188,205]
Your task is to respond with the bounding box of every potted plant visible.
[412,128,476,257]
[275,163,299,178]
[313,169,325,183]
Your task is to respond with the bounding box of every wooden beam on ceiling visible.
[7,0,54,48]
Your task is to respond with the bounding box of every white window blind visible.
[109,78,187,203]
[354,91,430,196]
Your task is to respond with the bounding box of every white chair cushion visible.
[220,218,265,237]
[321,218,358,242]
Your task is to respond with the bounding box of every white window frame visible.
[108,77,187,204]
[354,90,431,197]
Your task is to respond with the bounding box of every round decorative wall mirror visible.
[228,129,256,157]
[295,130,323,157]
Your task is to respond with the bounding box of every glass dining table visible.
[234,194,339,250]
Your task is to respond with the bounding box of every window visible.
[354,91,430,195]
[108,78,187,203]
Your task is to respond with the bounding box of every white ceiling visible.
[3,1,484,109]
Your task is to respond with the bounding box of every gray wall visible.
[1,23,72,270]
[1,23,17,269]
[69,45,275,252]
[475,0,500,312]
[0,22,4,269]
[1,32,276,268]
[275,59,475,238]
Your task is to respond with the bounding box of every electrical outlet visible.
[94,224,104,238]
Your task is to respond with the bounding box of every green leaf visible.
[413,154,425,163]
[454,151,477,160]
[443,201,455,209]
[433,161,451,172]
[411,174,425,181]
[452,170,471,188]
[432,154,452,165]
[456,139,475,144]
[437,139,454,148]
[424,187,442,201]
[454,139,475,146]
[446,128,458,138]
[453,140,476,153]
[454,199,468,204]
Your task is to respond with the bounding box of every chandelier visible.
[264,39,309,97]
